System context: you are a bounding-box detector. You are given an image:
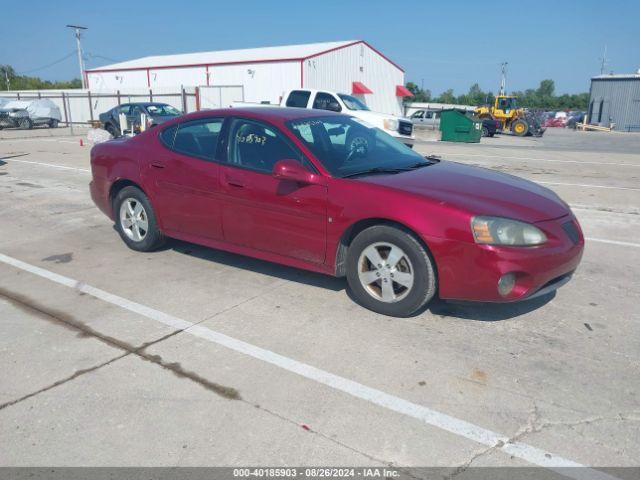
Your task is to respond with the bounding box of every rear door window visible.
[171,118,224,160]
[285,90,311,108]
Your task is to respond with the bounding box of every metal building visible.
[588,73,640,131]
[85,40,410,116]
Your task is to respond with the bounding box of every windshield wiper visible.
[341,167,411,178]
[405,156,441,170]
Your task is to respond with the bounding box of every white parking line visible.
[444,153,640,168]
[538,181,640,191]
[1,158,90,173]
[0,252,620,480]
[587,237,640,248]
[0,137,83,144]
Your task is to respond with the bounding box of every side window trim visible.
[159,124,177,149]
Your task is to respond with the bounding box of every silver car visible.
[409,109,440,128]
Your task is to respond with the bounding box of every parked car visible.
[0,99,61,129]
[90,107,584,317]
[279,89,414,147]
[565,112,585,129]
[542,117,566,128]
[481,118,499,137]
[99,102,182,137]
[409,109,441,128]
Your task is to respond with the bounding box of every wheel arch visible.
[334,218,439,286]
[109,179,147,210]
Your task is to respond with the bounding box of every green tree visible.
[405,82,431,103]
[437,89,456,104]
[0,64,81,91]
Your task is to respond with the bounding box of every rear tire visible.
[49,119,59,128]
[113,186,165,252]
[346,225,436,317]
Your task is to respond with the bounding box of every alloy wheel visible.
[119,198,149,242]
[357,242,414,303]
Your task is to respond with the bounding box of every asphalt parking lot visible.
[0,127,638,476]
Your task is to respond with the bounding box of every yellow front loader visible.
[476,95,545,137]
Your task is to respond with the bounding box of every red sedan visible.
[90,108,583,317]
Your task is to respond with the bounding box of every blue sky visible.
[1,0,638,95]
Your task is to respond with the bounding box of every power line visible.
[85,52,120,63]
[16,51,77,75]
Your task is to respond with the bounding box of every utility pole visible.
[599,45,608,75]
[499,62,508,96]
[66,25,88,88]
[3,68,9,91]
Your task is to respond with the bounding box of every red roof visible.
[352,81,373,95]
[396,85,414,97]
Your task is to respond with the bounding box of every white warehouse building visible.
[85,40,411,116]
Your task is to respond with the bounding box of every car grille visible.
[399,120,413,136]
[562,221,580,245]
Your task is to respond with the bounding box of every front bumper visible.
[426,214,584,302]
[387,131,415,146]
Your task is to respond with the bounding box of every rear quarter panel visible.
[90,138,146,219]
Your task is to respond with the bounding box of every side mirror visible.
[272,159,318,184]
[327,102,341,112]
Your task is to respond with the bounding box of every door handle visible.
[223,173,245,188]
[150,163,166,169]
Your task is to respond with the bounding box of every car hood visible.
[359,160,569,223]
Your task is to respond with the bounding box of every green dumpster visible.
[439,109,482,143]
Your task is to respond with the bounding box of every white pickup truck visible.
[282,89,414,146]
[234,89,415,147]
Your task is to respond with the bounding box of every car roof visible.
[177,107,343,123]
[119,102,171,108]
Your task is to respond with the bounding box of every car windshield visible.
[287,116,429,178]
[337,94,370,111]
[145,104,181,116]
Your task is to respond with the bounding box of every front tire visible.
[512,119,529,136]
[113,186,165,251]
[481,126,489,137]
[18,118,32,129]
[346,225,436,317]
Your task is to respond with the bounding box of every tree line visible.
[0,65,82,91]
[405,79,589,110]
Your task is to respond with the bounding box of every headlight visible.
[471,216,547,246]
[383,118,399,131]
